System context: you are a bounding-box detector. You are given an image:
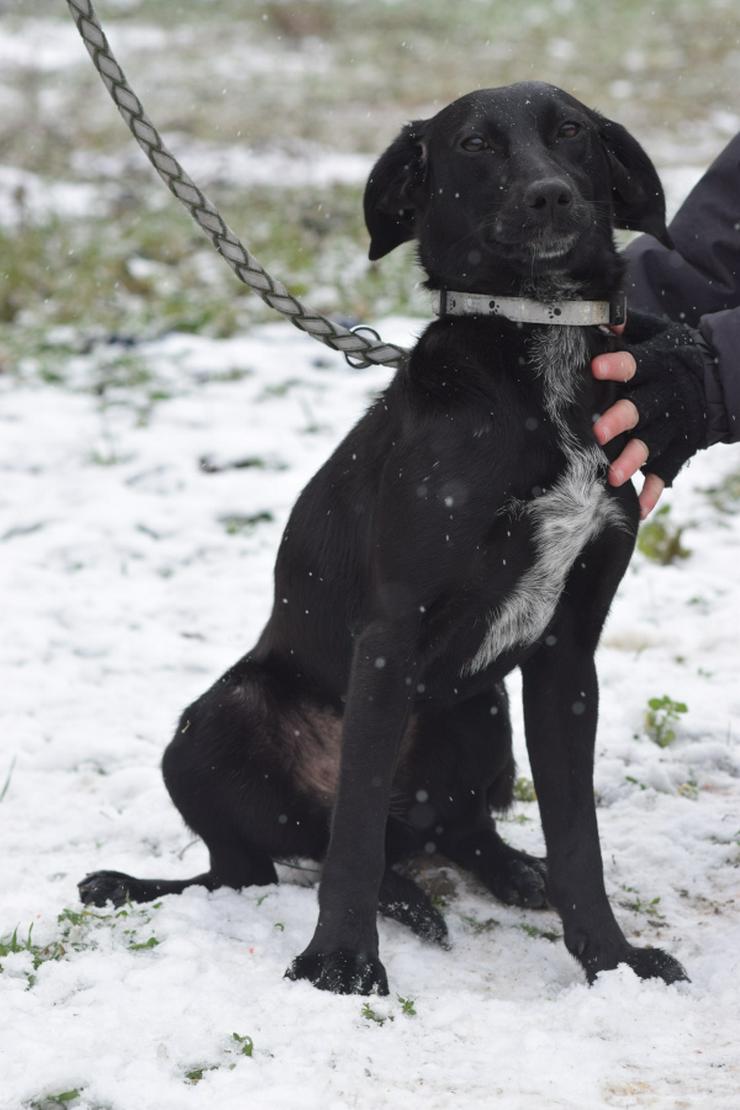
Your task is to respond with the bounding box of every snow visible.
[140,138,372,190]
[0,18,91,73]
[0,165,115,229]
[0,18,199,73]
[0,146,372,230]
[3,4,740,1097]
[2,316,740,1109]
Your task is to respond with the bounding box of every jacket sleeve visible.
[624,133,740,444]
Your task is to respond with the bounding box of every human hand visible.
[591,323,709,519]
[591,343,664,519]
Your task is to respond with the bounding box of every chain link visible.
[66,0,409,370]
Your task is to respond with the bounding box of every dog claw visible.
[285,948,389,996]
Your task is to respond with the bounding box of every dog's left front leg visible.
[286,618,418,995]
[521,622,688,986]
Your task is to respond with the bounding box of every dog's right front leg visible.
[286,618,418,995]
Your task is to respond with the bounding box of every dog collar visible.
[432,289,626,327]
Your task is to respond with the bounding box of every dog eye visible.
[460,135,490,152]
[558,121,582,139]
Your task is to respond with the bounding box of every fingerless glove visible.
[621,323,711,486]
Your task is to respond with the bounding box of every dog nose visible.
[524,178,573,214]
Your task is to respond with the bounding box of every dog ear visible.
[364,121,428,261]
[597,116,673,249]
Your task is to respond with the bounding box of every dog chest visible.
[462,328,623,676]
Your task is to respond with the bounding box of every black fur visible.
[79,82,687,995]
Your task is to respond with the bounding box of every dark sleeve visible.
[698,310,740,443]
[624,133,740,444]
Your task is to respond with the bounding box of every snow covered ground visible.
[2,3,740,1107]
[2,316,740,1109]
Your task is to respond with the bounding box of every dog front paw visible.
[574,935,689,986]
[618,945,689,985]
[285,948,389,995]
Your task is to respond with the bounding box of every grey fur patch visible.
[462,327,625,676]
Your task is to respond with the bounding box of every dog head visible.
[364,82,670,295]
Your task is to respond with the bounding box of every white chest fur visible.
[462,328,625,677]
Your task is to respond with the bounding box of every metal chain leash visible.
[65,0,408,370]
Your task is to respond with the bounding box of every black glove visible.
[620,322,711,486]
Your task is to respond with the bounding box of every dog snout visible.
[523,178,574,216]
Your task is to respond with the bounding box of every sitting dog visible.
[80,81,688,995]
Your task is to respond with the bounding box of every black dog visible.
[80,82,687,995]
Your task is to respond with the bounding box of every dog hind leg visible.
[408,686,549,909]
[79,663,322,908]
[442,825,549,910]
[77,843,277,909]
[377,868,449,946]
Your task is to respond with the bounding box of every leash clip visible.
[609,292,627,326]
[344,325,383,369]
